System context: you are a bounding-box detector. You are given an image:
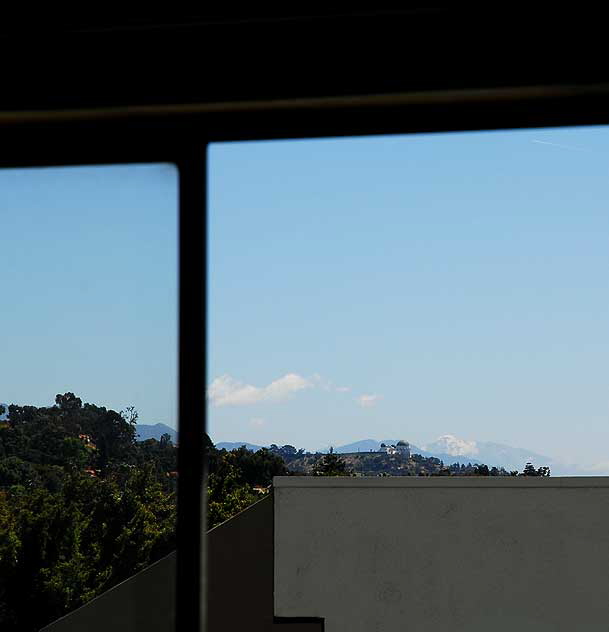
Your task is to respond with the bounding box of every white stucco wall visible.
[274,476,609,632]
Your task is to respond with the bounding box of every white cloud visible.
[208,373,311,407]
[249,417,266,428]
[356,394,381,408]
[311,374,333,392]
[311,374,351,393]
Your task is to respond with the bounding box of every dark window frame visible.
[3,80,609,631]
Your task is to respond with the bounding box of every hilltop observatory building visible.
[379,440,410,459]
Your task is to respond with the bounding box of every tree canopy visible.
[0,393,552,629]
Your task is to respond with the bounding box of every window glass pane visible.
[208,127,609,483]
[0,164,178,631]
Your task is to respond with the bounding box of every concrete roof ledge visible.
[273,475,609,488]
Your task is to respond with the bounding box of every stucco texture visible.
[274,477,609,632]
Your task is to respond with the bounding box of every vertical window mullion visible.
[176,149,208,632]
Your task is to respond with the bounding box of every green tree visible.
[313,452,353,476]
[0,457,39,488]
[60,438,89,471]
[207,456,258,529]
[0,395,178,630]
[520,462,550,477]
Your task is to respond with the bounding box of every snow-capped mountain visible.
[422,434,583,475]
[424,435,479,458]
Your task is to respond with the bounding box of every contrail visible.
[532,139,588,152]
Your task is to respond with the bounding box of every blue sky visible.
[3,127,609,467]
[1,164,178,427]
[209,127,609,466]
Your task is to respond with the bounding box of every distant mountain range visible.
[422,435,592,476]
[215,441,265,452]
[0,408,178,442]
[213,434,591,475]
[324,435,586,476]
[135,423,177,443]
[4,405,587,473]
[324,438,481,467]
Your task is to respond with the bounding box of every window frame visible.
[3,80,609,631]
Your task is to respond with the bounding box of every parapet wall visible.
[274,476,609,632]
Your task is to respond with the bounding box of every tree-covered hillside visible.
[0,394,287,630]
[268,444,550,477]
[0,395,178,631]
[0,396,549,630]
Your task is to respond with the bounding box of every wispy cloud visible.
[208,373,311,407]
[311,374,351,393]
[249,417,266,428]
[356,394,382,408]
